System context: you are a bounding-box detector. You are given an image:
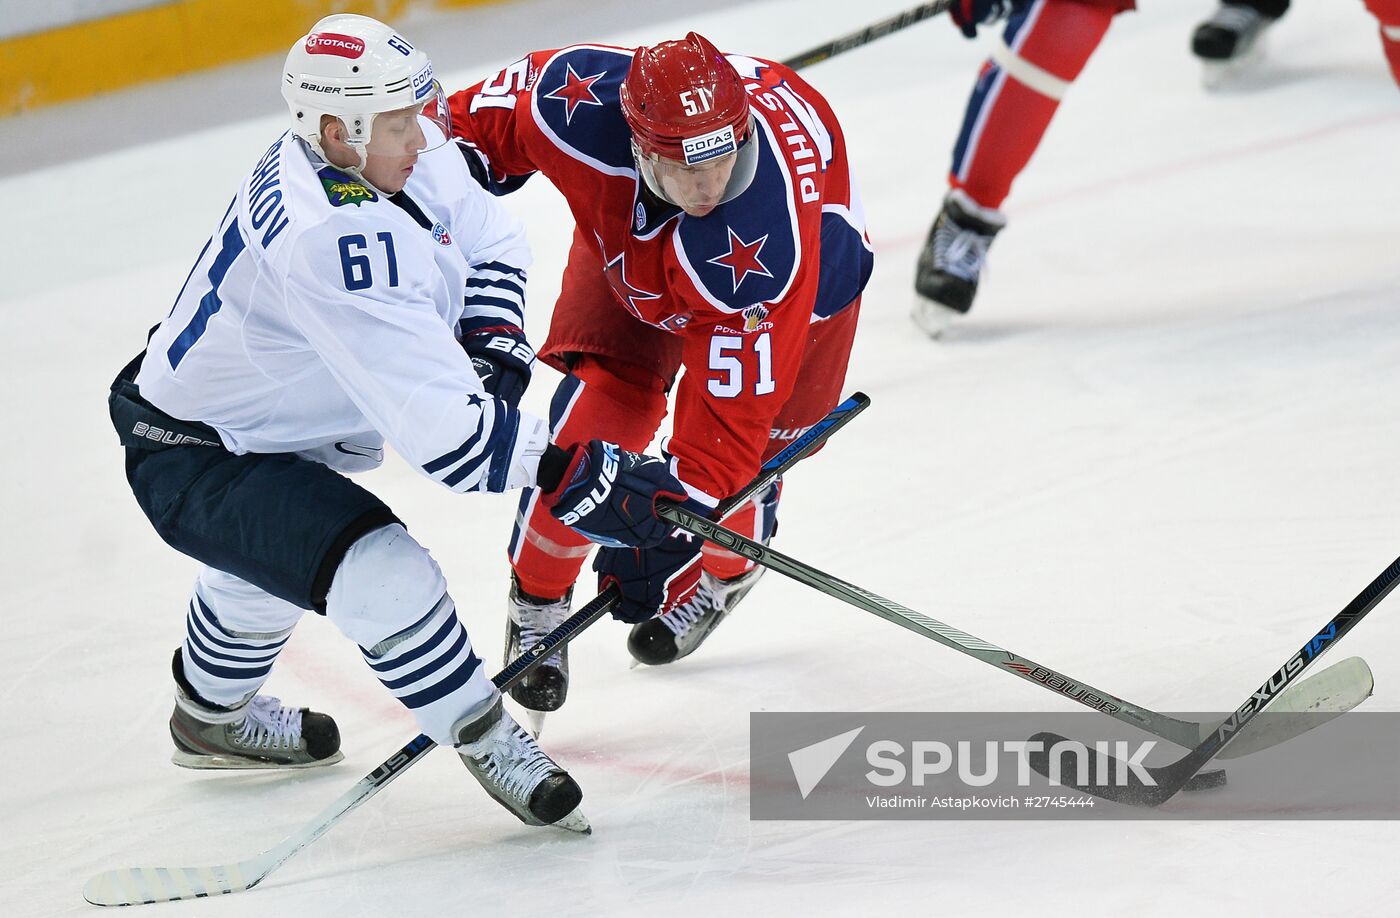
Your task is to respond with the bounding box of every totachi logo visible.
[306,32,366,59]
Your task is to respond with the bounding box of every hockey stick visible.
[1025,554,1400,807]
[654,506,1373,769]
[82,393,870,907]
[780,1,954,70]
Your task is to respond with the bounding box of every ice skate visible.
[627,566,765,666]
[1192,3,1278,89]
[912,189,1006,337]
[454,695,589,833]
[503,575,572,727]
[169,650,343,769]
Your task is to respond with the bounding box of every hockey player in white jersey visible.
[108,14,700,833]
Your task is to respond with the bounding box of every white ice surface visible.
[3,1,1399,915]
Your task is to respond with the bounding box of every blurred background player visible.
[1192,1,1400,88]
[109,13,694,833]
[447,33,871,720]
[914,0,1400,338]
[1191,0,1288,80]
[913,0,1132,337]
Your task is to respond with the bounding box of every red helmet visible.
[620,32,750,164]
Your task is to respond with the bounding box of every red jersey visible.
[448,44,871,501]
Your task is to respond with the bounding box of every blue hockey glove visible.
[595,535,704,624]
[462,324,534,407]
[950,0,1028,38]
[544,439,704,548]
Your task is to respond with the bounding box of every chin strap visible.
[299,136,390,196]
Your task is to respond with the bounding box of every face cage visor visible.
[633,114,759,212]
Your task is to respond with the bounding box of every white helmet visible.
[281,14,451,175]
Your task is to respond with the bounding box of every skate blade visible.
[552,805,592,834]
[170,749,344,770]
[523,708,547,739]
[910,296,958,339]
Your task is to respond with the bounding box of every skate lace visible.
[662,579,720,636]
[1207,6,1265,31]
[513,594,571,658]
[933,217,993,283]
[467,722,557,802]
[235,696,303,751]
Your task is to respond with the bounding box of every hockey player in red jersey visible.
[447,34,871,715]
[918,0,1400,337]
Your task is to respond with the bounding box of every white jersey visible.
[137,127,550,494]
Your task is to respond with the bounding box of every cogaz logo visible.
[305,32,366,59]
[682,125,737,165]
[412,64,435,100]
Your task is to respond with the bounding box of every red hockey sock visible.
[701,482,783,581]
[510,356,669,600]
[948,0,1117,209]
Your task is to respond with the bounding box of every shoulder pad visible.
[530,46,635,173]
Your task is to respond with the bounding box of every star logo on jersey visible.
[544,63,606,125]
[707,228,773,293]
[601,248,662,319]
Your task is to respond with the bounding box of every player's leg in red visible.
[1365,0,1400,87]
[913,0,1127,336]
[628,300,862,666]
[504,230,680,714]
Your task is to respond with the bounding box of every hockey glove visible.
[543,439,704,548]
[594,535,704,624]
[950,0,1028,38]
[461,324,534,407]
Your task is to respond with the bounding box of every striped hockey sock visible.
[359,594,495,746]
[181,595,290,707]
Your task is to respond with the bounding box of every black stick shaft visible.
[780,1,953,70]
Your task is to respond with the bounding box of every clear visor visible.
[412,80,454,153]
[634,116,759,215]
[348,79,453,156]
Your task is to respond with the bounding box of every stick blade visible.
[83,861,263,907]
[1027,732,1181,807]
[1214,656,1374,759]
